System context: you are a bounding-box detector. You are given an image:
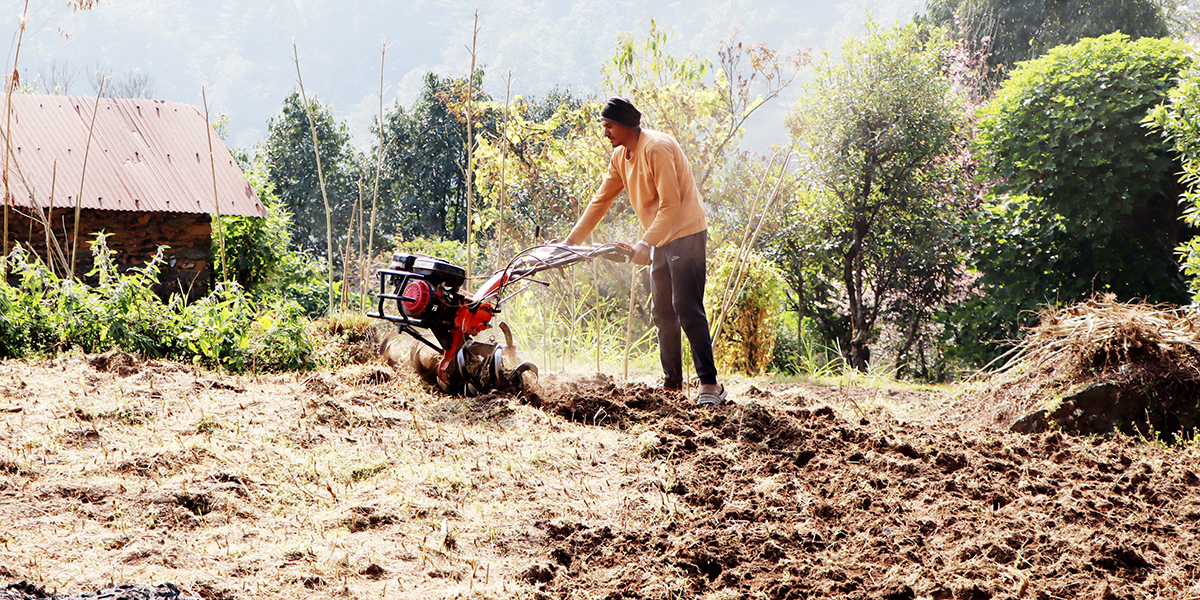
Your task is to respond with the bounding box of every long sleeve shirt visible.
[567,128,707,247]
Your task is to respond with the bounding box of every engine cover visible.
[401,280,433,317]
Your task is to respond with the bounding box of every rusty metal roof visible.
[0,94,266,218]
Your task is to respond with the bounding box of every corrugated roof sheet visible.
[0,94,266,218]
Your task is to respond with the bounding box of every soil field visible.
[2,352,1200,600]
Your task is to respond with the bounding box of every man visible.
[564,97,727,406]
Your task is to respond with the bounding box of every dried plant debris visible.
[976,296,1200,438]
[6,351,1200,599]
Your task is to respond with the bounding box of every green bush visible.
[1,235,317,371]
[705,247,787,375]
[212,157,294,292]
[771,313,840,377]
[1149,66,1200,302]
[964,32,1194,365]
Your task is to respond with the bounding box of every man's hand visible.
[632,241,652,266]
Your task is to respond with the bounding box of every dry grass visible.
[999,294,1200,379]
[967,295,1200,429]
[0,352,669,599]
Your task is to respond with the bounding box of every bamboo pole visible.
[711,150,793,344]
[463,9,481,280]
[292,42,335,317]
[498,70,513,266]
[365,40,390,314]
[70,78,105,277]
[201,87,227,284]
[623,261,641,383]
[0,123,69,274]
[45,160,56,275]
[3,0,30,276]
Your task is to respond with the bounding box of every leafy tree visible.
[788,20,966,373]
[262,92,361,256]
[375,72,495,243]
[1149,66,1200,301]
[473,93,616,251]
[966,33,1193,362]
[924,0,1171,84]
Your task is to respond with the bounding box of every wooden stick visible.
[202,87,226,284]
[292,42,335,316]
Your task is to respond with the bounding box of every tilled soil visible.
[522,376,1200,600]
[5,352,1200,600]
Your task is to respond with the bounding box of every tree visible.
[375,72,494,243]
[1149,65,1200,302]
[788,20,966,373]
[89,65,157,98]
[924,0,1172,85]
[967,33,1193,360]
[262,92,360,256]
[473,92,615,251]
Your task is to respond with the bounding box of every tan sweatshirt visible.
[567,129,707,247]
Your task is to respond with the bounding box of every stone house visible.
[1,94,266,298]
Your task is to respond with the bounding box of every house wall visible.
[3,208,212,299]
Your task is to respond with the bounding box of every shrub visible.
[212,157,294,292]
[705,247,787,375]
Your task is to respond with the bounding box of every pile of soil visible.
[523,377,1200,600]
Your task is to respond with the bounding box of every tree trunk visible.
[845,216,870,372]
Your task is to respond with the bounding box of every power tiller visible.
[368,243,633,395]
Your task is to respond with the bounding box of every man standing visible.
[565,97,726,406]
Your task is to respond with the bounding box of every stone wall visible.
[4,208,212,299]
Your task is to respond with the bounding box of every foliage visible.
[0,235,316,371]
[390,237,483,274]
[788,20,967,373]
[923,0,1172,84]
[272,251,339,319]
[213,156,293,291]
[262,92,362,257]
[706,247,787,375]
[771,313,842,378]
[966,33,1193,363]
[376,72,495,243]
[473,92,618,254]
[1149,65,1200,302]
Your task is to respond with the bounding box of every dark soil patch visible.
[0,582,196,600]
[523,374,682,428]
[527,379,1200,600]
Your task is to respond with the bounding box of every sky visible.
[4,0,924,153]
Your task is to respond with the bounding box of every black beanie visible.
[600,97,641,129]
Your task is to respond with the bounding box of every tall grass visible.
[491,262,659,378]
